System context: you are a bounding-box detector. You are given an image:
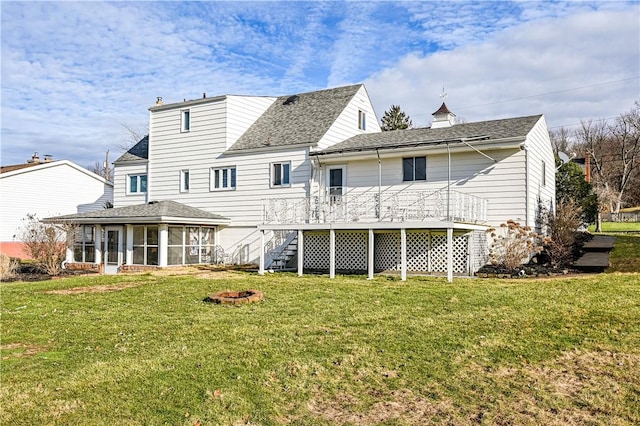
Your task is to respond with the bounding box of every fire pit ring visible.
[205,289,264,305]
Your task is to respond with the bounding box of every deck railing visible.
[262,189,487,224]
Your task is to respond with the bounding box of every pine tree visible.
[380,105,412,131]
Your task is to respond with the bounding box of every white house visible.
[47,84,555,280]
[0,154,113,259]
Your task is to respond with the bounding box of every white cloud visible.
[1,1,638,168]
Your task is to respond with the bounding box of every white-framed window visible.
[358,110,366,130]
[403,157,427,181]
[542,160,546,186]
[73,225,95,263]
[181,109,191,132]
[180,169,190,192]
[210,166,236,190]
[132,225,159,266]
[128,174,147,194]
[271,162,291,187]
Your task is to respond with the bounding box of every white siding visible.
[113,163,148,207]
[226,96,276,149]
[524,116,555,228]
[318,147,528,226]
[317,86,381,150]
[0,162,113,241]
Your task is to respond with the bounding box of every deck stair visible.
[573,235,616,272]
[266,234,298,270]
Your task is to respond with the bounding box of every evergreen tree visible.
[556,160,598,223]
[381,105,412,131]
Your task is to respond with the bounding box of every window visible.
[73,225,95,263]
[542,160,546,186]
[167,226,215,265]
[132,225,158,265]
[180,169,190,192]
[181,110,191,132]
[271,162,291,187]
[128,174,147,194]
[358,110,366,130]
[211,166,236,190]
[403,157,427,181]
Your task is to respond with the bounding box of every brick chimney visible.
[27,152,40,163]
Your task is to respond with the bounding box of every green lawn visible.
[588,221,640,232]
[2,268,639,425]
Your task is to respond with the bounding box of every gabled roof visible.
[0,159,113,186]
[114,135,149,164]
[226,84,363,152]
[44,200,229,225]
[318,114,543,155]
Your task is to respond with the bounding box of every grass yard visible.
[2,268,639,425]
[588,222,640,233]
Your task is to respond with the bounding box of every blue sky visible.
[1,1,639,168]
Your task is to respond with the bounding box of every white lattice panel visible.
[303,232,330,270]
[407,231,430,271]
[429,233,468,273]
[336,232,367,271]
[374,232,401,271]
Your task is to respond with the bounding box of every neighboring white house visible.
[47,84,555,280]
[0,154,113,259]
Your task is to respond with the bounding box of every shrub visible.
[487,220,546,270]
[0,253,18,280]
[18,214,77,276]
[546,199,583,269]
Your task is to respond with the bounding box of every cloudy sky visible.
[1,1,638,168]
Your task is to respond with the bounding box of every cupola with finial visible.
[430,88,456,129]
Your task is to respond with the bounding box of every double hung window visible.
[402,157,427,181]
[271,162,291,187]
[129,174,147,194]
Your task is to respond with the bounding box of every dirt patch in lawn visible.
[44,281,145,295]
[1,342,50,359]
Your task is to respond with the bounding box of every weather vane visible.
[439,87,448,101]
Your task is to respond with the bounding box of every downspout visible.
[447,143,451,221]
[376,149,381,221]
[522,142,529,227]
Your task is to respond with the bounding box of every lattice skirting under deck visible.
[303,230,481,275]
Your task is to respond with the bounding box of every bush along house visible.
[46,84,555,281]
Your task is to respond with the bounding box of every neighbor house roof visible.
[317,114,543,155]
[0,159,113,185]
[226,84,363,152]
[44,200,229,225]
[0,162,42,174]
[114,135,149,164]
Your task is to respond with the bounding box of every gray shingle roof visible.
[45,200,229,225]
[318,114,543,154]
[226,84,363,152]
[114,135,149,163]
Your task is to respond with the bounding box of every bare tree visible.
[549,127,573,156]
[18,214,77,276]
[87,159,113,182]
[120,122,148,152]
[575,101,640,213]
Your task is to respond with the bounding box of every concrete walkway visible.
[573,235,616,272]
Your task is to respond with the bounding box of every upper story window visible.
[211,166,236,190]
[181,110,191,132]
[180,169,190,192]
[358,110,366,130]
[128,174,147,194]
[271,162,291,187]
[403,157,427,181]
[542,160,546,186]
